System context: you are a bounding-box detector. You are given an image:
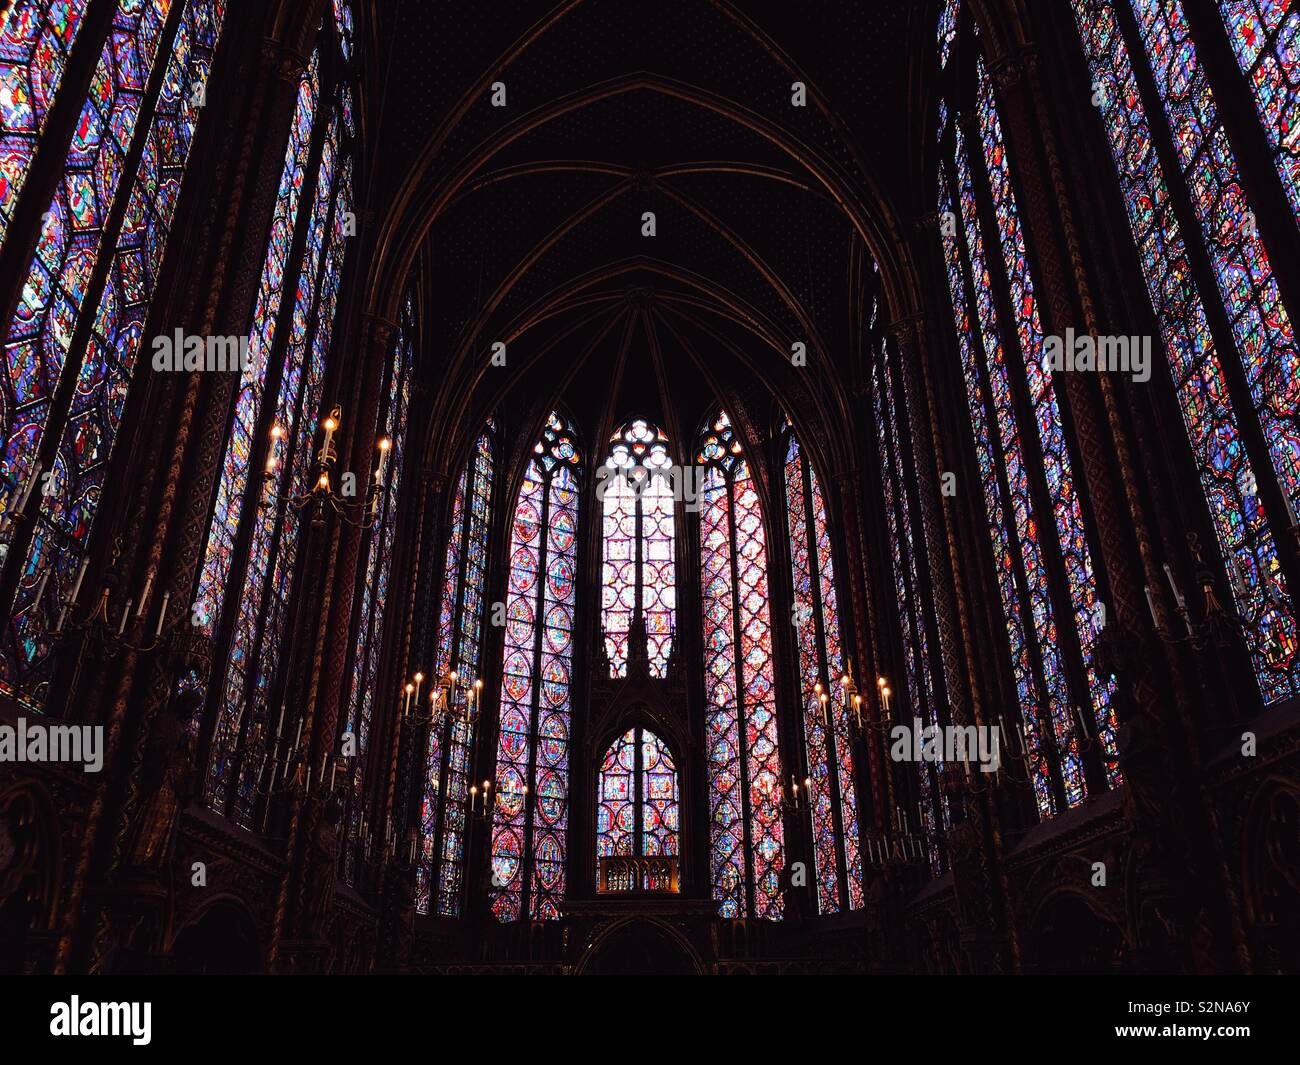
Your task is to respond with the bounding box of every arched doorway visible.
[1028,894,1130,974]
[172,901,264,975]
[580,919,702,975]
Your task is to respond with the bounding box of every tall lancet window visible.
[781,424,863,913]
[595,726,679,878]
[490,411,581,921]
[1071,0,1299,704]
[936,15,1125,816]
[699,411,785,920]
[0,0,93,249]
[1217,1,1299,222]
[191,11,357,823]
[937,0,959,69]
[417,417,495,915]
[871,327,947,871]
[600,418,675,677]
[0,0,227,709]
[340,292,413,883]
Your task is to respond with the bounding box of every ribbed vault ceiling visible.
[362,0,920,476]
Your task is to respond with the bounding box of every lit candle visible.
[268,424,283,470]
[375,437,391,485]
[882,685,892,719]
[470,785,478,813]
[322,413,339,460]
[413,671,424,704]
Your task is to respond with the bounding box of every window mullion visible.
[960,103,1110,797]
[0,0,187,602]
[724,471,756,918]
[204,65,331,812]
[1108,0,1300,656]
[1179,0,1300,318]
[521,470,552,917]
[0,0,116,329]
[943,156,1070,814]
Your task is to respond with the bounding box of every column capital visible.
[986,45,1039,90]
[362,311,400,347]
[886,313,925,345]
[262,37,311,85]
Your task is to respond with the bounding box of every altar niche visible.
[595,726,680,894]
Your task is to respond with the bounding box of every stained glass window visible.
[194,46,323,812]
[1217,0,1300,222]
[975,64,1120,783]
[342,290,412,879]
[209,111,348,825]
[595,726,679,874]
[1071,0,1299,703]
[782,425,862,912]
[417,418,494,916]
[193,46,317,646]
[2,0,174,515]
[699,411,785,920]
[937,100,1067,818]
[490,411,581,922]
[0,0,93,251]
[332,0,354,62]
[1,0,227,709]
[600,418,675,677]
[194,11,361,813]
[871,345,947,869]
[937,0,959,69]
